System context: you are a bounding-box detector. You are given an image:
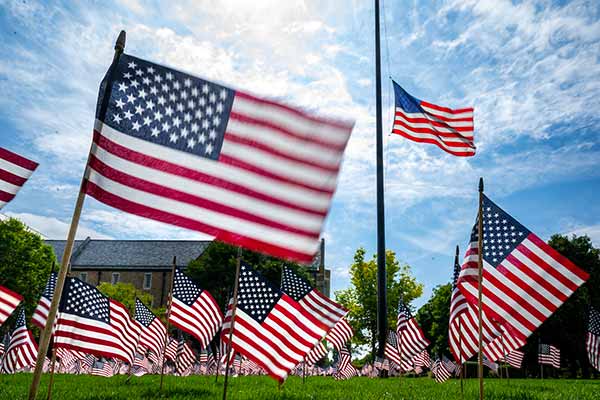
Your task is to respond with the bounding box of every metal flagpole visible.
[477,177,485,400]
[223,246,242,400]
[160,256,177,391]
[28,30,127,400]
[374,0,388,374]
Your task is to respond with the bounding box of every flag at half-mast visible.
[0,147,38,209]
[391,81,475,157]
[85,54,354,264]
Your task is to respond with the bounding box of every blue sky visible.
[1,0,599,308]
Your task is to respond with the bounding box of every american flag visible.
[431,358,452,383]
[503,349,525,369]
[0,309,38,373]
[164,336,178,362]
[538,344,560,369]
[458,195,589,344]
[86,54,353,264]
[305,341,328,366]
[169,268,222,350]
[32,272,57,329]
[135,298,166,366]
[333,346,357,380]
[0,147,38,209]
[56,347,88,371]
[176,338,196,376]
[587,307,600,372]
[383,330,409,371]
[397,300,429,366]
[132,352,150,376]
[54,277,140,363]
[91,358,114,377]
[281,266,347,330]
[391,81,475,157]
[482,356,498,373]
[414,350,431,369]
[221,262,325,382]
[325,317,353,351]
[0,285,22,327]
[483,330,525,362]
[0,333,9,358]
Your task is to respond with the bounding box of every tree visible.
[97,282,154,316]
[415,283,452,357]
[0,218,56,332]
[335,248,423,358]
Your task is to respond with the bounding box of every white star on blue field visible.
[1,0,599,307]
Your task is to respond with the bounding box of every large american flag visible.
[32,272,57,329]
[221,262,325,382]
[587,306,600,372]
[538,344,560,369]
[397,300,429,366]
[458,195,589,344]
[0,285,22,328]
[0,147,38,209]
[85,54,353,263]
[281,266,346,330]
[325,317,353,351]
[169,268,222,350]
[391,81,475,157]
[0,309,38,373]
[135,298,166,366]
[54,277,140,363]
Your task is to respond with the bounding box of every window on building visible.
[111,273,120,284]
[143,273,152,290]
[79,272,88,283]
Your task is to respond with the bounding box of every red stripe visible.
[0,168,27,186]
[85,180,314,263]
[54,343,123,363]
[391,130,476,157]
[0,190,16,203]
[94,130,326,217]
[392,121,474,140]
[0,286,23,302]
[235,91,353,131]
[527,234,589,281]
[223,131,340,173]
[419,101,473,115]
[394,112,474,132]
[0,147,38,171]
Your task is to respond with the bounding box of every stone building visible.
[46,237,332,307]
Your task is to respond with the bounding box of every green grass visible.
[1,374,598,400]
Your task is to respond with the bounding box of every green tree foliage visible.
[415,283,452,358]
[334,248,423,357]
[0,218,56,332]
[97,282,154,316]
[186,241,311,312]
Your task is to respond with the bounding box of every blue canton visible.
[61,278,110,323]
[42,272,57,300]
[281,266,313,302]
[135,298,155,327]
[101,54,235,160]
[172,268,202,306]
[589,307,600,336]
[392,81,424,114]
[237,263,281,323]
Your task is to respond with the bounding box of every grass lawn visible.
[1,374,598,399]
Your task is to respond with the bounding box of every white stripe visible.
[510,246,573,297]
[226,118,344,167]
[86,168,318,255]
[523,238,586,286]
[419,105,473,120]
[393,125,476,147]
[0,180,19,195]
[232,96,351,147]
[394,112,474,132]
[275,298,325,338]
[97,121,331,212]
[0,158,34,179]
[500,257,562,308]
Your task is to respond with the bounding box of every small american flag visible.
[32,272,57,329]
[0,285,22,327]
[281,266,347,330]
[458,195,589,344]
[91,358,114,377]
[164,337,178,362]
[333,346,357,380]
[504,349,525,369]
[587,307,600,372]
[431,358,452,383]
[391,81,475,157]
[397,300,429,367]
[305,341,328,366]
[222,262,325,382]
[0,309,38,373]
[135,298,166,366]
[325,317,353,351]
[383,331,407,371]
[538,344,560,369]
[0,147,38,209]
[54,277,140,363]
[86,54,353,264]
[176,338,196,376]
[483,330,526,362]
[482,356,498,373]
[413,350,431,369]
[169,268,222,350]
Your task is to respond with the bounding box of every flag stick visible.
[477,177,485,400]
[28,30,126,400]
[45,346,58,400]
[457,245,464,400]
[374,0,388,375]
[160,256,177,391]
[302,357,306,384]
[222,246,242,400]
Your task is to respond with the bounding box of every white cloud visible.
[4,212,111,240]
[564,224,600,247]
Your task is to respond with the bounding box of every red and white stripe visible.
[539,345,560,369]
[397,316,429,363]
[431,359,452,383]
[169,293,222,351]
[0,324,38,373]
[54,299,140,364]
[0,286,22,327]
[504,349,525,369]
[392,101,475,157]
[413,350,431,369]
[325,318,353,351]
[297,289,347,330]
[483,330,525,362]
[91,359,114,377]
[176,340,196,375]
[222,294,326,382]
[137,320,166,365]
[87,86,353,264]
[305,341,327,365]
[164,337,178,362]
[32,296,51,330]
[459,234,589,343]
[0,147,38,209]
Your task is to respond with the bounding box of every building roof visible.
[45,237,211,271]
